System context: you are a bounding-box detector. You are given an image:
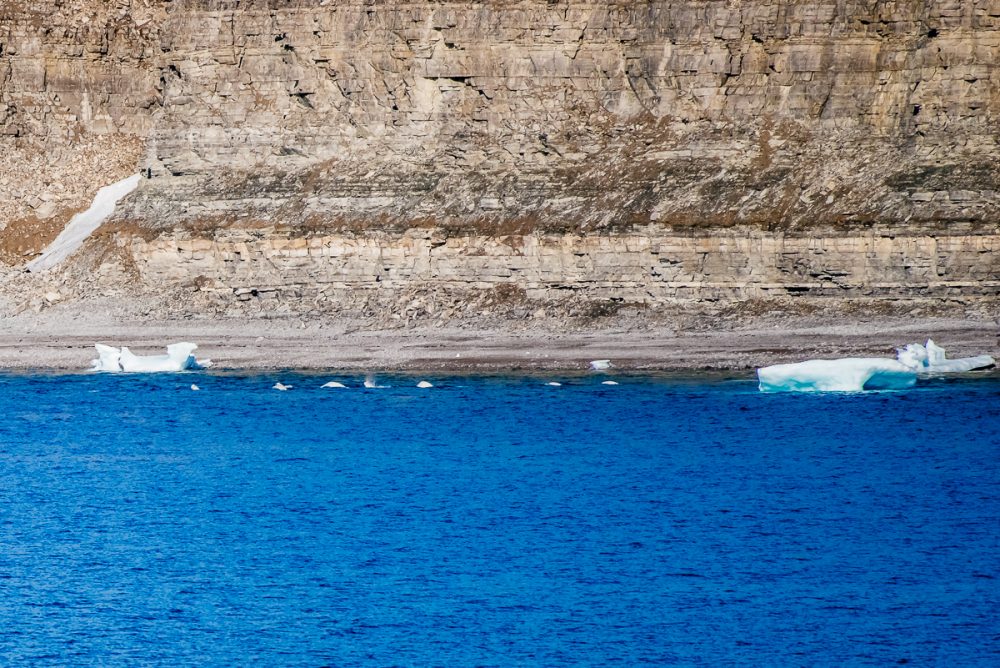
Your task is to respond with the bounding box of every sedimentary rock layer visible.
[119,225,999,311]
[1,1,998,311]
[3,1,999,229]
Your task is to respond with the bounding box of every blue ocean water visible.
[0,371,997,666]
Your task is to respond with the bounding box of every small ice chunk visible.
[273,382,292,391]
[757,358,917,393]
[602,380,619,385]
[190,384,200,391]
[322,381,347,388]
[926,339,946,366]
[896,343,928,369]
[589,359,612,371]
[416,380,433,388]
[923,355,996,373]
[546,381,562,387]
[92,344,122,373]
[897,339,995,374]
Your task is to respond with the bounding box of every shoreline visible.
[0,311,995,372]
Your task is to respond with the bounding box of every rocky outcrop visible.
[1,1,998,314]
[126,0,1000,231]
[93,222,994,320]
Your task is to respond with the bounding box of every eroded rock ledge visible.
[68,223,985,323]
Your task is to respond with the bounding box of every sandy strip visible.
[0,310,995,373]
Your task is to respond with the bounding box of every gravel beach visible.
[0,302,995,373]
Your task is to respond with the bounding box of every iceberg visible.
[91,342,210,373]
[757,358,918,393]
[757,339,994,392]
[896,339,995,374]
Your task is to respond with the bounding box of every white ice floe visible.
[93,344,122,372]
[416,380,434,388]
[92,342,210,373]
[758,340,995,393]
[758,358,917,393]
[273,382,292,391]
[602,380,619,386]
[896,339,995,374]
[26,174,142,272]
[589,359,613,371]
[321,381,347,388]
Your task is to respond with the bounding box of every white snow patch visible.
[26,174,141,272]
[92,342,210,373]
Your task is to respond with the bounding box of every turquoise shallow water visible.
[0,371,998,665]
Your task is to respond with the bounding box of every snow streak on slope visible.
[26,174,141,272]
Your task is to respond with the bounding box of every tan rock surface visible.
[0,1,997,360]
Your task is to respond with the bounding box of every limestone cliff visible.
[1,1,998,317]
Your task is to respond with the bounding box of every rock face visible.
[1,1,998,313]
[130,224,1000,306]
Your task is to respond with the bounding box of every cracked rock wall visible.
[127,224,1000,305]
[1,1,999,306]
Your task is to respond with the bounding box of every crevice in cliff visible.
[290,91,314,109]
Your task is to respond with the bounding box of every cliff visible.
[1,1,998,322]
